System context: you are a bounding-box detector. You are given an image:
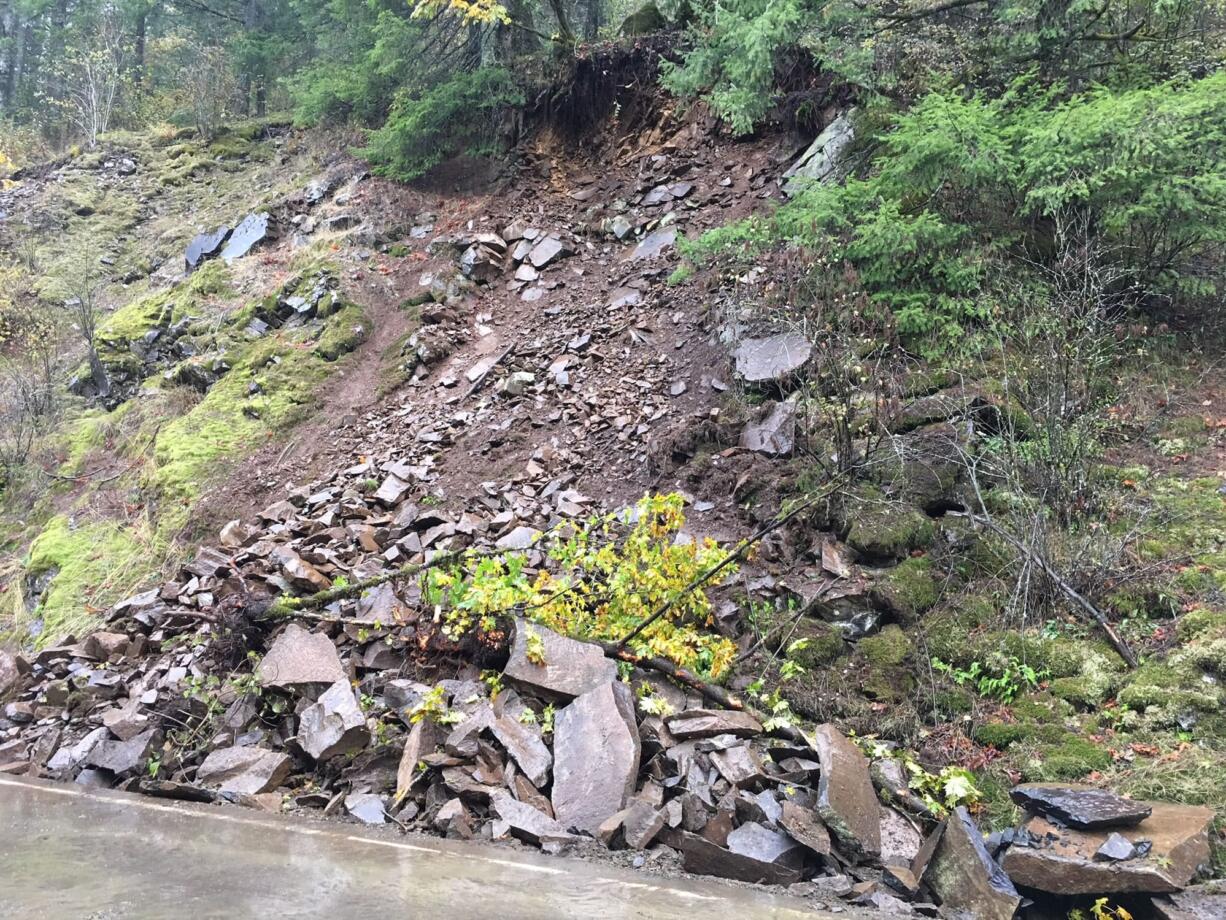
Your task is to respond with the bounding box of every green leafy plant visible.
[408,685,463,726]
[420,493,739,679]
[932,655,1049,703]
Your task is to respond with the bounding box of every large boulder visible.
[258,624,346,691]
[551,681,640,835]
[298,679,369,761]
[1001,802,1214,895]
[811,723,881,860]
[782,111,855,196]
[923,807,1021,920]
[196,746,292,795]
[502,620,616,701]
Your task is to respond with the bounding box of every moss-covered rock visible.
[871,555,940,622]
[858,624,913,667]
[1019,734,1113,781]
[844,489,935,562]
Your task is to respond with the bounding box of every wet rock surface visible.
[1009,783,1153,830]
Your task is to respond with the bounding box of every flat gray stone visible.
[733,333,811,386]
[491,791,576,848]
[220,213,269,264]
[527,237,572,269]
[625,227,676,262]
[783,111,855,196]
[259,624,346,690]
[551,681,640,835]
[196,746,291,795]
[345,792,386,825]
[85,728,158,776]
[1010,783,1152,830]
[298,679,369,761]
[503,620,616,700]
[0,650,20,699]
[665,709,763,740]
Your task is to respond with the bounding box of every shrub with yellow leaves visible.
[421,493,740,679]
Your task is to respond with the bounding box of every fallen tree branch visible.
[597,641,806,743]
[616,474,848,652]
[953,511,1139,668]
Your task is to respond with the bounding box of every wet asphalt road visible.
[0,774,854,919]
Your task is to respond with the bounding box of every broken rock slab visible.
[1001,803,1215,895]
[502,620,616,700]
[782,111,855,196]
[184,225,230,271]
[675,831,804,886]
[85,728,159,776]
[551,680,640,836]
[298,679,369,761]
[489,713,551,788]
[1009,783,1153,830]
[739,398,797,456]
[811,723,882,861]
[491,791,576,850]
[258,624,346,691]
[196,746,292,795]
[624,227,676,262]
[664,709,763,741]
[924,807,1021,920]
[220,212,270,264]
[0,649,19,699]
[346,792,387,825]
[733,333,812,387]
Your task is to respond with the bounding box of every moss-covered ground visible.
[0,122,371,646]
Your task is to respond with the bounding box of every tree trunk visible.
[544,0,575,47]
[87,348,111,399]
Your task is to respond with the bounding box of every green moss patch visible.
[17,515,164,643]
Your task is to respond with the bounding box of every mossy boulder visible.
[858,624,912,667]
[871,555,940,622]
[1019,735,1113,781]
[844,490,935,563]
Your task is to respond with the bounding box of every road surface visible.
[0,774,853,919]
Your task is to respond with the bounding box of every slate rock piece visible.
[664,709,763,741]
[1001,803,1214,895]
[46,727,108,772]
[196,746,292,795]
[621,800,666,850]
[0,649,20,699]
[779,800,832,857]
[739,398,797,456]
[726,821,806,869]
[1096,832,1137,862]
[782,111,855,196]
[185,225,230,271]
[85,728,158,776]
[675,831,804,886]
[1152,886,1226,920]
[220,213,270,264]
[298,679,369,761]
[258,624,346,690]
[373,473,412,507]
[551,680,640,835]
[1010,783,1153,830]
[271,546,331,593]
[527,236,572,269]
[395,719,443,803]
[625,227,676,262]
[924,807,1021,920]
[733,333,812,387]
[489,713,552,788]
[490,791,576,849]
[811,723,882,860]
[502,619,616,700]
[345,792,387,825]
